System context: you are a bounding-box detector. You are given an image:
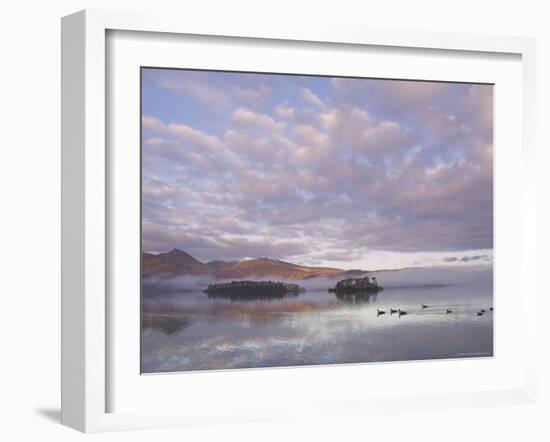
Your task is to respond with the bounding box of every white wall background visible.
[0,1,547,440]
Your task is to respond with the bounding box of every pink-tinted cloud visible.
[141,69,493,266]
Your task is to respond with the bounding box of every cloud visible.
[315,106,410,158]
[331,78,449,110]
[232,107,285,132]
[141,70,494,266]
[443,254,490,263]
[293,124,329,148]
[300,87,325,108]
[274,104,295,119]
[224,130,297,165]
[142,115,166,132]
[156,72,232,108]
[460,84,493,142]
[168,123,226,153]
[144,137,174,147]
[232,84,271,104]
[142,115,231,155]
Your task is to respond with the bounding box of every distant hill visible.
[223,257,343,279]
[142,248,360,280]
[142,249,214,277]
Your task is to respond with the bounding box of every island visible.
[328,276,383,294]
[203,280,305,295]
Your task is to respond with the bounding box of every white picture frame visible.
[61,9,537,433]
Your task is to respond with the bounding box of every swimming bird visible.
[390,308,398,314]
[398,309,408,317]
[421,304,428,309]
[477,311,484,316]
[446,309,452,314]
[480,309,486,313]
[489,307,494,311]
[377,309,386,316]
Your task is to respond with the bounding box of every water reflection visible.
[335,291,378,304]
[141,278,493,373]
[207,291,300,302]
[142,313,193,336]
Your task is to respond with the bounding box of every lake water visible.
[141,267,493,373]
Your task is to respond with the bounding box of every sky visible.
[141,68,493,270]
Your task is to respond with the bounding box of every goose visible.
[421,304,428,309]
[398,309,408,316]
[377,309,386,316]
[446,309,452,314]
[480,309,486,313]
[477,311,484,316]
[489,307,494,311]
[390,308,398,314]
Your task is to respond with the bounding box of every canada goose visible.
[377,309,386,315]
[421,304,428,309]
[477,311,484,316]
[489,307,494,311]
[398,309,408,316]
[390,308,398,314]
[480,309,486,313]
[446,309,452,314]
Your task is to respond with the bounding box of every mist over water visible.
[141,265,493,373]
[143,265,492,290]
[372,265,493,288]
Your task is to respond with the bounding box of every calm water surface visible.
[141,268,493,373]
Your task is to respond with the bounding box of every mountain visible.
[161,248,203,266]
[142,249,214,277]
[205,259,235,268]
[222,257,343,279]
[142,249,354,280]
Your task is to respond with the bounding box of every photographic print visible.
[141,68,493,373]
